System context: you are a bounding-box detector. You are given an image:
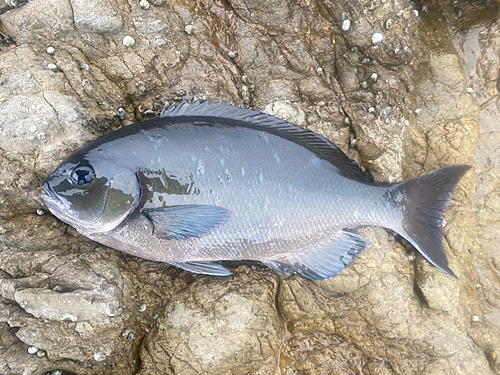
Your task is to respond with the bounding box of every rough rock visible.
[138,269,283,374]
[0,0,499,374]
[71,0,123,34]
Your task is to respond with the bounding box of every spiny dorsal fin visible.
[160,101,372,183]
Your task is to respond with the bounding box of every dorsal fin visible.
[160,101,372,183]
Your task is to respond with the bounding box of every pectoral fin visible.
[265,231,369,280]
[169,261,232,276]
[142,205,230,240]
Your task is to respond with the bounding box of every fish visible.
[40,101,470,280]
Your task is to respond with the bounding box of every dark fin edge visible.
[265,231,369,280]
[161,101,372,183]
[142,205,230,240]
[397,165,471,277]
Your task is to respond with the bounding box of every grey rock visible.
[14,287,121,322]
[279,228,492,374]
[71,0,123,34]
[0,323,21,373]
[0,91,90,155]
[1,0,75,43]
[415,257,459,312]
[12,254,125,323]
[0,274,49,301]
[138,271,283,374]
[1,340,40,375]
[454,8,500,371]
[262,100,306,127]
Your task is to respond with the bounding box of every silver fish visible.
[40,101,470,279]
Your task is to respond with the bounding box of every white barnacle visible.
[371,32,383,45]
[27,346,38,354]
[139,0,150,9]
[184,24,194,35]
[47,63,58,72]
[342,19,351,32]
[123,36,136,47]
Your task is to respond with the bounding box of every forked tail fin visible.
[396,165,471,277]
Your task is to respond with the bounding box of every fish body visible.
[41,101,470,279]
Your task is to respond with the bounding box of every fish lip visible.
[40,178,52,194]
[39,180,76,228]
[40,192,61,209]
[40,179,61,206]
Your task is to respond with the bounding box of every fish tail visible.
[395,165,471,277]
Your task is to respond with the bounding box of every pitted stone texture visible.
[278,228,493,374]
[138,270,283,375]
[0,91,89,155]
[71,0,123,34]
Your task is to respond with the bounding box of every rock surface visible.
[0,0,499,374]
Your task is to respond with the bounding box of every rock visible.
[0,0,499,373]
[280,333,369,374]
[0,91,88,154]
[71,0,123,34]
[138,270,283,374]
[15,287,121,323]
[415,256,459,312]
[278,230,492,374]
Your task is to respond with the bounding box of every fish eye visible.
[71,165,95,185]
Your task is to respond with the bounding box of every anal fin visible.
[169,261,232,276]
[265,231,368,280]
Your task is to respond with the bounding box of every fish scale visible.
[41,101,470,280]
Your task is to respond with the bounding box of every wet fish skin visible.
[40,101,470,279]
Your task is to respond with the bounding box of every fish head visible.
[41,157,141,234]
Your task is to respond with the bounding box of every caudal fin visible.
[396,165,471,277]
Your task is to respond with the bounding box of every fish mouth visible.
[40,179,59,204]
[39,179,84,231]
[40,179,67,215]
